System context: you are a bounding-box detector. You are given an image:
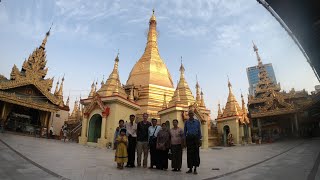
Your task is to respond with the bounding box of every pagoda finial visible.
[150,8,156,22]
[252,41,262,64]
[66,96,70,107]
[162,93,168,109]
[89,81,95,97]
[40,23,53,49]
[54,78,60,95]
[196,75,201,104]
[200,89,205,107]
[57,75,64,98]
[179,56,185,74]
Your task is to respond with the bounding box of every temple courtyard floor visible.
[0,133,319,180]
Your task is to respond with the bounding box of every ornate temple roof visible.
[220,79,243,118]
[248,42,311,118]
[126,10,174,88]
[0,28,68,111]
[96,54,127,98]
[168,58,195,107]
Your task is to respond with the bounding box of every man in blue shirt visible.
[184,109,202,175]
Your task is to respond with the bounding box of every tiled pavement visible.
[0,133,319,180]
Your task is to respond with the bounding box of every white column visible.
[79,116,88,145]
[201,121,209,149]
[97,115,108,148]
[101,116,107,139]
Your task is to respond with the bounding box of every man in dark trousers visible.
[184,109,202,175]
[136,113,151,168]
[125,114,137,167]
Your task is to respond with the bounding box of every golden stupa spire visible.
[66,96,70,107]
[57,76,64,98]
[101,75,105,86]
[126,9,174,88]
[54,78,60,95]
[200,89,206,107]
[97,53,127,98]
[217,102,222,118]
[168,57,195,107]
[252,41,262,66]
[222,78,242,118]
[196,75,201,105]
[89,81,95,98]
[176,82,181,103]
[162,93,168,109]
[40,23,52,50]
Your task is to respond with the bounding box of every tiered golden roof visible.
[168,58,195,107]
[126,10,173,88]
[97,54,127,98]
[220,79,243,118]
[0,29,68,111]
[247,42,311,118]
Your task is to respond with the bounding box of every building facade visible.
[216,80,251,146]
[247,63,277,96]
[248,42,312,142]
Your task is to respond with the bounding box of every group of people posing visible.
[114,110,202,175]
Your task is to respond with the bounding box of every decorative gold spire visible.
[200,89,206,107]
[162,93,168,109]
[71,99,79,118]
[57,76,64,98]
[89,81,95,98]
[40,23,52,50]
[97,53,127,98]
[54,78,59,95]
[126,9,174,88]
[66,96,70,107]
[168,57,195,107]
[196,75,201,105]
[221,78,242,118]
[217,102,222,118]
[129,86,134,101]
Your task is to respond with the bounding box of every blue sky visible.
[0,0,318,118]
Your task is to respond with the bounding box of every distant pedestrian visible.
[115,128,128,169]
[148,118,161,169]
[184,110,201,175]
[125,115,137,168]
[62,124,67,142]
[136,113,151,168]
[156,123,170,170]
[170,119,184,171]
[49,125,54,139]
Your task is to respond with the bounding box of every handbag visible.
[168,149,172,160]
[148,126,158,146]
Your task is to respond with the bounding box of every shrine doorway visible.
[88,114,102,143]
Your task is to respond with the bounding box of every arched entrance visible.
[88,114,102,143]
[223,125,230,146]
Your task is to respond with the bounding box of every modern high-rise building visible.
[247,63,277,96]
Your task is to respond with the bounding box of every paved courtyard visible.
[0,133,319,180]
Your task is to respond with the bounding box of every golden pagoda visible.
[79,10,212,148]
[248,42,311,142]
[0,29,69,135]
[79,54,140,147]
[216,79,251,145]
[158,58,211,148]
[125,10,175,119]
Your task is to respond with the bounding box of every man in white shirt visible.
[125,114,137,168]
[148,118,161,169]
